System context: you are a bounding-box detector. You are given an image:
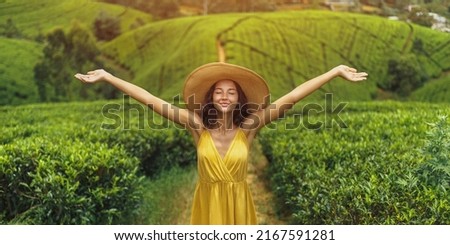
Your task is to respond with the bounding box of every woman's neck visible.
[215,112,236,134]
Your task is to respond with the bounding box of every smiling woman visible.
[75,61,367,224]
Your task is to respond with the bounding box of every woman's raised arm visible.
[75,69,202,131]
[243,65,368,132]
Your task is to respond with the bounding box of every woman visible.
[75,62,367,225]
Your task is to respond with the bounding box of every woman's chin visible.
[214,105,236,113]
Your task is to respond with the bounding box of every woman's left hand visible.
[333,65,368,82]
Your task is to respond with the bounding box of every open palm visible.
[74,69,110,83]
[334,65,368,82]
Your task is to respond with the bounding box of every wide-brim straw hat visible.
[183,62,270,112]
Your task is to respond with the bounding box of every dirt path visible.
[216,39,226,62]
[248,141,287,225]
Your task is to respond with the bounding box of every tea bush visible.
[0,100,196,224]
[260,101,450,224]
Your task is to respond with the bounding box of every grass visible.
[131,165,197,225]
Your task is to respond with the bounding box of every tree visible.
[0,18,22,38]
[93,11,121,41]
[408,7,434,28]
[34,28,69,101]
[34,21,114,102]
[383,54,425,97]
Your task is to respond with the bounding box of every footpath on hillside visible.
[247,141,288,225]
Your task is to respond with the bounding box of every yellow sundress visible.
[190,128,257,225]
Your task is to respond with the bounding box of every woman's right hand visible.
[74,69,111,83]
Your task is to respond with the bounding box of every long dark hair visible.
[201,81,249,129]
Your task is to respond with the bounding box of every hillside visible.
[102,10,450,103]
[0,0,152,37]
[0,1,449,105]
[0,38,42,105]
[0,0,153,105]
[410,74,450,102]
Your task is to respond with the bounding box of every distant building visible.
[429,12,450,33]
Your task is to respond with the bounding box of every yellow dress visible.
[190,128,257,225]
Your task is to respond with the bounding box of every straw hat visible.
[183,62,270,111]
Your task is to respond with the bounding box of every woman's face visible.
[212,80,239,113]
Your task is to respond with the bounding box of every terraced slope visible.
[103,11,450,102]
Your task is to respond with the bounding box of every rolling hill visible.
[0,0,152,37]
[101,10,450,103]
[0,0,449,105]
[0,0,152,105]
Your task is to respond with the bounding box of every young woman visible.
[75,62,367,225]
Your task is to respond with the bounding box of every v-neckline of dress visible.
[206,128,240,162]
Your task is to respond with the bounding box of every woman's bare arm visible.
[75,69,202,133]
[243,65,368,132]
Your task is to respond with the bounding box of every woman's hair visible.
[201,80,249,129]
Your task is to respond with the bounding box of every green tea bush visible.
[260,101,450,224]
[0,137,143,224]
[416,115,450,188]
[0,101,196,224]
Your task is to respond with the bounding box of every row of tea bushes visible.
[0,100,196,224]
[259,101,450,224]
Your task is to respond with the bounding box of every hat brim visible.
[183,62,270,112]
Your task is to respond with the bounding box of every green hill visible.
[0,0,152,37]
[0,0,153,105]
[1,1,449,105]
[410,74,450,103]
[0,37,42,105]
[102,10,450,103]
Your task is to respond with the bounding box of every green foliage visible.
[0,0,152,38]
[0,100,196,224]
[410,75,450,103]
[0,137,143,224]
[102,11,450,104]
[101,0,180,20]
[2,6,450,105]
[0,18,22,38]
[383,54,425,97]
[0,1,152,106]
[101,15,229,100]
[33,21,117,102]
[133,165,197,224]
[408,7,434,28]
[416,115,450,188]
[94,11,122,41]
[0,38,42,105]
[259,101,450,224]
